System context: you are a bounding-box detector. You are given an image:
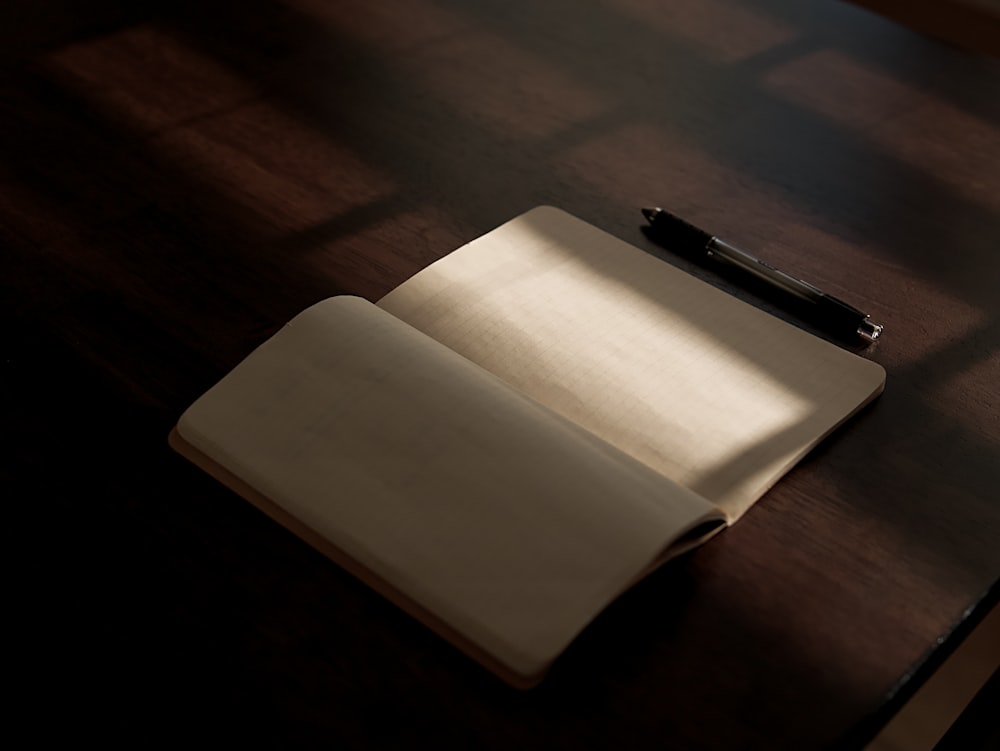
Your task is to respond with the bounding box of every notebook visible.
[170,206,886,687]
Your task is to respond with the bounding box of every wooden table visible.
[4,1,998,747]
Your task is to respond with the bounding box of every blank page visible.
[379,207,886,520]
[177,296,722,681]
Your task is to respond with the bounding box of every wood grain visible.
[3,1,998,748]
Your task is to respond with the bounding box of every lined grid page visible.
[379,207,886,520]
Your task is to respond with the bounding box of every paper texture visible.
[379,206,886,520]
[177,296,723,680]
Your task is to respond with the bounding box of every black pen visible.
[641,208,883,343]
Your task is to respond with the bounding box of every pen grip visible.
[707,238,870,334]
[706,238,825,303]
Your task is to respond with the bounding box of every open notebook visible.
[170,206,886,687]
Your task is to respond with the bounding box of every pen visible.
[641,208,883,343]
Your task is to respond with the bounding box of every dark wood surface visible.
[3,1,998,748]
[848,0,1000,57]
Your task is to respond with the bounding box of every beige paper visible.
[177,296,723,680]
[379,206,886,520]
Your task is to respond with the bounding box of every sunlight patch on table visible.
[763,49,1000,212]
[292,0,609,140]
[151,101,397,232]
[607,0,798,62]
[44,24,256,132]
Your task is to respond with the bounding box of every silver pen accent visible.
[642,208,883,343]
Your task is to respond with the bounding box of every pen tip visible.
[641,207,660,223]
